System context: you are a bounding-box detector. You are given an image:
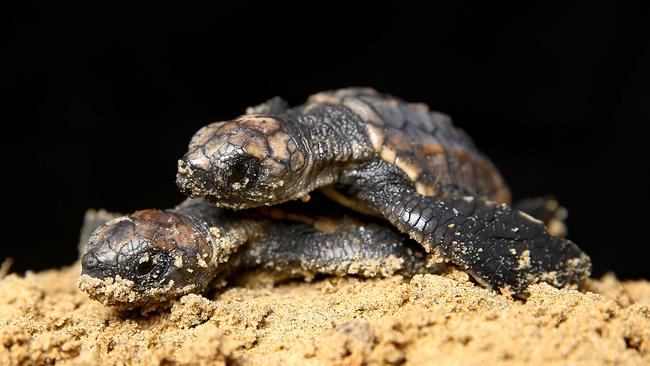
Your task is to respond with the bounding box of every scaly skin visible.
[80,199,254,305]
[176,87,592,295]
[338,160,590,294]
[176,99,374,209]
[79,199,431,307]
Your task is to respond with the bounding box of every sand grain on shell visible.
[1,263,649,366]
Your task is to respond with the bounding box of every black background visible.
[2,2,648,278]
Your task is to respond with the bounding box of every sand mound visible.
[1,262,649,365]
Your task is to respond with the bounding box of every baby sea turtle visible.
[78,197,436,307]
[78,195,568,307]
[176,87,591,295]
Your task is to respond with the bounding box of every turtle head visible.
[176,115,309,209]
[79,209,214,307]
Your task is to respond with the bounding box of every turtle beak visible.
[81,252,116,279]
[176,159,217,197]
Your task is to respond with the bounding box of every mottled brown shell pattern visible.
[308,88,512,204]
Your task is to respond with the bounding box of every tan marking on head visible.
[341,98,384,126]
[216,121,240,134]
[299,194,311,202]
[177,215,210,255]
[183,148,211,170]
[365,124,385,152]
[190,121,227,148]
[243,139,269,159]
[130,210,196,252]
[415,181,438,196]
[380,146,397,164]
[203,139,227,160]
[395,155,422,181]
[221,128,250,147]
[237,115,281,134]
[131,209,177,223]
[267,132,291,161]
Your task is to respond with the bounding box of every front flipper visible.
[340,160,591,295]
[235,217,435,278]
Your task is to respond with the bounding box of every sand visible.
[1,261,649,366]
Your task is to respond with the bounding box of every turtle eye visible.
[135,259,155,277]
[227,156,260,187]
[134,252,168,278]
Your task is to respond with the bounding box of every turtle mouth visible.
[176,170,266,208]
[176,165,217,198]
[176,157,266,208]
[81,252,117,279]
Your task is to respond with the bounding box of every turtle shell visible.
[307,88,511,204]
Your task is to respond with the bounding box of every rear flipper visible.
[234,217,436,279]
[341,160,592,296]
[514,197,568,237]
